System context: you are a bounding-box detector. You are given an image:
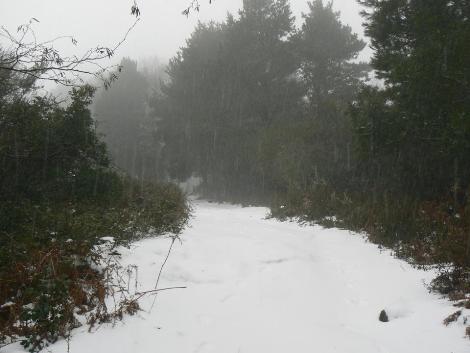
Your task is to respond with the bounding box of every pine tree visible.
[357,0,470,198]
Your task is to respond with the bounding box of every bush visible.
[0,181,190,352]
[271,185,470,295]
[0,80,190,351]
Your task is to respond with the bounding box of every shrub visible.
[0,81,190,351]
[271,185,470,295]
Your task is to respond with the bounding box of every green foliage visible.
[19,276,73,352]
[345,0,470,294]
[296,0,368,106]
[0,181,190,351]
[150,0,470,300]
[156,0,469,300]
[153,0,367,203]
[0,56,190,351]
[356,0,470,198]
[0,85,115,205]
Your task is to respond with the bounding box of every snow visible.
[0,302,14,309]
[5,201,470,353]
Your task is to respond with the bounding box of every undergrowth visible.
[271,183,470,329]
[0,183,190,352]
[0,84,191,352]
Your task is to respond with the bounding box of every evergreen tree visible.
[93,58,164,183]
[259,0,369,194]
[357,0,470,199]
[154,1,300,201]
[298,0,368,108]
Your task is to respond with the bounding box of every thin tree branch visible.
[0,18,139,88]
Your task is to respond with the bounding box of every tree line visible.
[148,0,369,203]
[0,34,188,353]
[8,0,466,343]
[136,0,469,296]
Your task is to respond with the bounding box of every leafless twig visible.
[135,286,187,298]
[182,0,213,16]
[0,17,140,88]
[149,235,181,312]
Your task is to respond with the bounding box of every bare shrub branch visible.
[0,18,139,88]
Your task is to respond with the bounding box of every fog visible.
[3,2,470,351]
[1,0,369,63]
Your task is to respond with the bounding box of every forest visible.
[1,0,470,351]
[98,0,470,292]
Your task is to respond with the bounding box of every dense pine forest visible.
[147,0,469,294]
[94,0,470,301]
[1,0,470,350]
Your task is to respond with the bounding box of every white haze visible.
[0,0,370,66]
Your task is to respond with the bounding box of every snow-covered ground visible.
[6,201,470,353]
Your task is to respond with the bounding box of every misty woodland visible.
[1,0,470,352]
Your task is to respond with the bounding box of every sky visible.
[0,0,370,66]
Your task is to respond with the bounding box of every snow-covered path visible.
[8,201,470,353]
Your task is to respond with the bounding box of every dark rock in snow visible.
[379,309,389,322]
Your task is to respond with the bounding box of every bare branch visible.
[135,286,187,297]
[149,235,181,312]
[0,18,140,88]
[130,0,212,18]
[182,0,213,16]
